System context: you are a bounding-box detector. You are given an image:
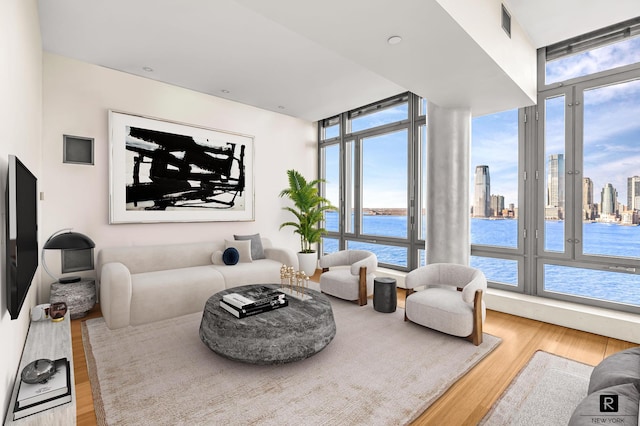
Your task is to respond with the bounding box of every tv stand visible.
[4,315,76,425]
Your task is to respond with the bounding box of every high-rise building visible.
[546,154,565,219]
[583,177,595,220]
[601,183,618,216]
[473,165,490,217]
[490,194,504,217]
[627,176,640,211]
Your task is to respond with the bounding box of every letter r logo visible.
[600,394,618,412]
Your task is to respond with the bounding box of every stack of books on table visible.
[13,358,72,420]
[220,286,288,318]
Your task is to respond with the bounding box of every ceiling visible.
[38,0,640,122]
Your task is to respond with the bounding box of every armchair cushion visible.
[406,288,481,337]
[321,269,371,301]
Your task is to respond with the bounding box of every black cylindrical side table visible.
[373,277,397,313]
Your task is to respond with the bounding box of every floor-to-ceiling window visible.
[319,17,640,314]
[319,93,425,271]
[537,17,640,313]
[321,95,528,280]
[470,109,524,291]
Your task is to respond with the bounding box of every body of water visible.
[324,212,640,306]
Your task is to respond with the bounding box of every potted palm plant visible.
[279,169,338,276]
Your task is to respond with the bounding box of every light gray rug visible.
[82,296,501,426]
[480,351,593,425]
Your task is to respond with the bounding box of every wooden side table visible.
[50,279,96,319]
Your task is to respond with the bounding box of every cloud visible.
[546,37,640,84]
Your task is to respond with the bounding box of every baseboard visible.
[486,288,640,344]
[376,268,640,343]
[376,268,407,288]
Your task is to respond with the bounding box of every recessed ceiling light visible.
[277,106,285,110]
[221,89,230,94]
[387,35,403,45]
[142,66,154,72]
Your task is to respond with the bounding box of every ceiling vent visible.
[501,4,511,38]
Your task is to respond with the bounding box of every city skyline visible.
[473,36,640,211]
[324,36,640,211]
[473,157,640,222]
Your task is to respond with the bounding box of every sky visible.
[324,35,640,210]
[471,36,640,209]
[324,106,411,208]
[471,109,519,207]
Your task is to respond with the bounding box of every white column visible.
[426,102,471,265]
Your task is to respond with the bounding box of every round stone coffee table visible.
[199,284,336,365]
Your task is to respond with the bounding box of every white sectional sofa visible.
[97,236,297,329]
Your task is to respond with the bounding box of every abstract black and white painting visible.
[109,111,254,223]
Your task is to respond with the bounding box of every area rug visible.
[82,296,501,426]
[480,351,593,425]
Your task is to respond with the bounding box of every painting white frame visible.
[109,111,254,223]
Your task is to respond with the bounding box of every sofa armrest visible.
[264,247,298,270]
[100,262,133,329]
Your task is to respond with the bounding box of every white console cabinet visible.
[4,314,76,425]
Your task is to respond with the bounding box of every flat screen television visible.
[5,155,38,320]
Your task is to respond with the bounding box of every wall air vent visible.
[501,4,511,38]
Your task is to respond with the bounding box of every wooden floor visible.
[71,289,637,426]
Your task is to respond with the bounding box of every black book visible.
[219,298,288,318]
[222,286,286,310]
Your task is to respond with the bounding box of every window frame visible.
[535,21,640,314]
[319,92,425,271]
[318,17,640,315]
[469,108,527,293]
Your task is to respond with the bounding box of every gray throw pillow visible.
[588,347,640,394]
[234,233,265,260]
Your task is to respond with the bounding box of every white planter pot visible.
[297,252,318,276]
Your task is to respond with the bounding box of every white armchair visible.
[319,250,377,306]
[404,263,487,345]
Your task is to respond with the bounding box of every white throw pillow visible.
[211,250,224,265]
[233,233,265,260]
[224,239,252,263]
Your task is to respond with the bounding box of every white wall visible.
[487,289,640,344]
[0,0,42,420]
[436,0,537,112]
[40,53,317,303]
